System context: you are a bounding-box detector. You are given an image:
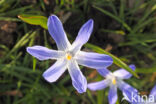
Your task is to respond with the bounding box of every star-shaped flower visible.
[27,15,113,93]
[88,65,138,103]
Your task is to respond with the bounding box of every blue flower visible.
[88,65,138,104]
[26,15,113,93]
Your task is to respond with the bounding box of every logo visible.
[121,92,156,103]
[121,94,129,102]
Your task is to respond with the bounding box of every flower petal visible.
[118,81,138,94]
[48,15,71,50]
[150,84,156,100]
[88,79,109,91]
[71,19,94,53]
[118,81,139,103]
[113,64,136,79]
[27,46,65,60]
[42,59,67,82]
[68,60,87,93]
[97,68,112,77]
[108,85,118,104]
[75,51,113,69]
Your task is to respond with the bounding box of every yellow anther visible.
[66,54,72,60]
[112,78,116,85]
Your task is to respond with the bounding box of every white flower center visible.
[107,74,117,85]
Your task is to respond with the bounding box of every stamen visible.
[112,78,116,85]
[66,54,72,60]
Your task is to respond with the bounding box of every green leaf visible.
[85,43,139,78]
[18,14,48,29]
[136,65,156,73]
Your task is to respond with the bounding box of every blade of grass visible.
[135,65,156,73]
[87,90,96,104]
[93,5,131,32]
[97,75,104,104]
[0,17,21,21]
[132,17,156,33]
[100,29,125,35]
[23,31,36,66]
[119,0,125,20]
[0,5,33,16]
[0,31,37,63]
[33,57,36,72]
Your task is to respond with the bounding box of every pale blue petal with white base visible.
[27,46,65,60]
[113,65,136,79]
[71,19,94,53]
[43,59,67,82]
[47,15,71,50]
[97,68,112,77]
[108,85,118,104]
[76,51,113,69]
[87,79,109,91]
[68,60,87,93]
[118,81,138,94]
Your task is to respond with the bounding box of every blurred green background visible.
[0,0,156,104]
